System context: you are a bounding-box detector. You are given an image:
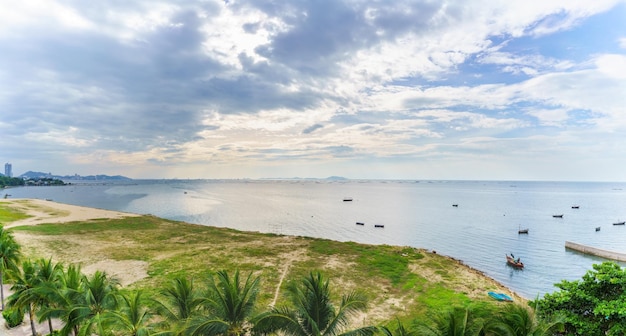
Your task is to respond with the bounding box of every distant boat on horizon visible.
[343,197,353,202]
[553,214,563,218]
[572,205,580,209]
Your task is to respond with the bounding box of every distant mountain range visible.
[18,171,132,181]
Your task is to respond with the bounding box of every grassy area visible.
[0,203,31,223]
[6,205,513,325]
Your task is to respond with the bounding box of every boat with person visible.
[488,291,513,302]
[595,227,601,232]
[506,254,524,268]
[518,228,529,234]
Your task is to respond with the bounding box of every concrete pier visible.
[565,241,626,262]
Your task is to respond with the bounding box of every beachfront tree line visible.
[0,224,625,336]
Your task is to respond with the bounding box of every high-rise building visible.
[4,163,12,177]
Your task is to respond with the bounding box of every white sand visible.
[1,198,140,228]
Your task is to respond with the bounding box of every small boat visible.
[506,254,524,268]
[518,228,529,234]
[356,222,365,226]
[613,221,625,226]
[452,204,458,207]
[595,227,601,232]
[343,198,353,202]
[374,224,385,228]
[552,214,563,218]
[488,291,513,302]
[572,205,580,209]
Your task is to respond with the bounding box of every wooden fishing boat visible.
[506,254,524,268]
[488,291,513,302]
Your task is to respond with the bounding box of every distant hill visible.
[19,171,131,181]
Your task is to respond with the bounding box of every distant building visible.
[4,163,12,177]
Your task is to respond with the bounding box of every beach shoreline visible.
[0,198,524,335]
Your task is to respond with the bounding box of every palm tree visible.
[104,290,154,336]
[380,318,419,336]
[7,259,39,336]
[153,276,203,334]
[489,304,564,336]
[73,270,121,335]
[185,270,261,336]
[32,257,64,335]
[0,224,21,310]
[253,271,378,336]
[49,263,86,336]
[417,305,488,336]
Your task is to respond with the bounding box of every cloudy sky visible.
[2,1,626,181]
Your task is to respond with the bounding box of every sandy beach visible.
[1,198,140,228]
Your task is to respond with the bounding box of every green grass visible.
[7,202,509,324]
[0,204,31,223]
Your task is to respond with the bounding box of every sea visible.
[5,179,626,299]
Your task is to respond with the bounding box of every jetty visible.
[565,241,626,262]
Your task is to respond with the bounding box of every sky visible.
[1,1,626,181]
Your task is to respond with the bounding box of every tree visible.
[253,271,378,336]
[32,258,64,335]
[7,259,40,336]
[489,303,564,336]
[380,318,419,336]
[186,270,261,336]
[534,261,626,336]
[416,305,490,336]
[0,224,21,310]
[153,276,203,334]
[74,270,121,335]
[104,290,154,336]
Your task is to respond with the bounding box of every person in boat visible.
[510,253,514,259]
[516,258,520,263]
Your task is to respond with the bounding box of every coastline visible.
[0,198,524,335]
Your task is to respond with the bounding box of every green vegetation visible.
[0,203,31,222]
[0,176,25,188]
[1,201,616,335]
[534,261,626,336]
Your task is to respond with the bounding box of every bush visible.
[2,306,24,328]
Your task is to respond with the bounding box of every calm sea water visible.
[7,179,626,299]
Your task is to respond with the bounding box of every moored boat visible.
[506,254,524,268]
